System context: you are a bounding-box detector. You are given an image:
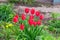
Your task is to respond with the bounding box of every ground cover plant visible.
[8,0,20,3]
[48,12,60,33]
[8,0,35,6]
[0,4,14,22]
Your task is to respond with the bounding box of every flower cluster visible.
[6,23,13,28]
[13,8,44,30]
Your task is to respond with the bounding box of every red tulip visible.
[25,8,29,13]
[21,14,26,20]
[28,19,34,26]
[20,24,24,30]
[13,17,18,23]
[35,11,40,16]
[15,14,19,18]
[33,21,37,26]
[39,14,44,20]
[30,8,35,15]
[29,15,34,19]
[37,20,41,25]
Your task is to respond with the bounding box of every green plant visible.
[0,4,15,22]
[22,0,35,5]
[8,0,35,6]
[58,37,60,40]
[40,35,56,40]
[35,30,56,40]
[0,21,44,40]
[8,0,20,3]
[48,26,55,31]
[0,7,45,40]
[48,12,60,32]
[12,8,44,40]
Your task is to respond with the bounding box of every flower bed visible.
[0,4,60,40]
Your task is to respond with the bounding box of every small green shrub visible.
[22,0,35,5]
[58,37,60,40]
[8,0,20,3]
[48,26,55,31]
[8,0,35,6]
[49,20,60,28]
[35,30,56,40]
[48,12,60,32]
[0,4,15,22]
